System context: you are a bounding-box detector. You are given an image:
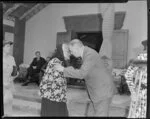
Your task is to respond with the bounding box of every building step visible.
[109,107,126,117]
[12,109,40,117]
[13,93,41,103]
[12,83,129,117]
[12,98,41,116]
[12,96,127,117]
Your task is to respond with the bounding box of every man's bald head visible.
[69,39,84,48]
[68,39,84,57]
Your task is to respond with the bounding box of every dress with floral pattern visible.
[124,53,147,118]
[39,58,67,102]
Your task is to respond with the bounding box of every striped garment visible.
[124,53,147,118]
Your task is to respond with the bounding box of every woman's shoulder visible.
[7,55,15,62]
[8,55,14,59]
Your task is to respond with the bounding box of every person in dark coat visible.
[38,56,52,84]
[22,51,46,86]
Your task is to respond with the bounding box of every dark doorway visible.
[76,31,103,53]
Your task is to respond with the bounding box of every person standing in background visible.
[39,56,52,84]
[40,51,55,74]
[39,51,56,84]
[3,40,18,116]
[124,40,147,118]
[22,51,46,86]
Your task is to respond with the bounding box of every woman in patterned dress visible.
[3,40,18,116]
[39,44,70,116]
[124,40,147,118]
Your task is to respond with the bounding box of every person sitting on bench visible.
[22,51,46,86]
[39,56,52,84]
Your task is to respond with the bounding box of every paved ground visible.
[4,82,131,117]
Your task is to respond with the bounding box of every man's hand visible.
[42,69,46,72]
[54,64,64,72]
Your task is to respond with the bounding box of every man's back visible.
[64,46,115,102]
[83,46,115,102]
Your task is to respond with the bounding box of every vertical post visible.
[14,18,26,66]
[98,3,115,60]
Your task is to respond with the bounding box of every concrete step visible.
[12,96,127,117]
[13,83,41,103]
[12,98,41,116]
[12,101,126,117]
[14,83,130,108]
[111,95,130,109]
[109,107,126,117]
[13,93,41,103]
[12,83,129,117]
[67,85,85,89]
[12,109,40,117]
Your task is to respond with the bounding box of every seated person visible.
[40,51,55,73]
[39,56,52,84]
[41,57,51,72]
[22,51,46,86]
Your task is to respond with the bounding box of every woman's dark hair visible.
[51,44,67,67]
[50,44,82,69]
[69,55,82,69]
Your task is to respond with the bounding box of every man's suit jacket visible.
[30,57,46,72]
[64,46,115,102]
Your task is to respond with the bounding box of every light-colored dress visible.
[3,55,16,116]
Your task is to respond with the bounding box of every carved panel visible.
[112,30,129,68]
[63,12,126,32]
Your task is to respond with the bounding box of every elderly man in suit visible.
[22,51,46,86]
[54,39,116,117]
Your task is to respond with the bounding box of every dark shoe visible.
[22,80,30,86]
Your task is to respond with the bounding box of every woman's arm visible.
[11,56,19,80]
[12,71,19,79]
